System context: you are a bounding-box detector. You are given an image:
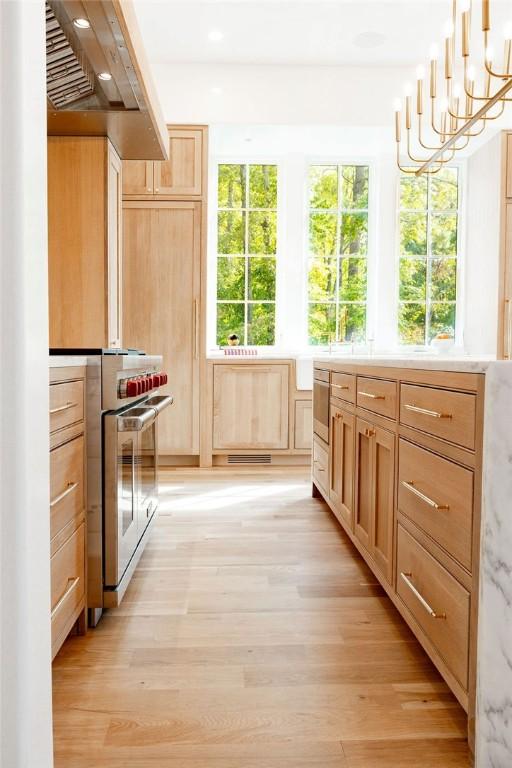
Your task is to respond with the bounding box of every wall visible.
[464,133,502,356]
[0,2,53,766]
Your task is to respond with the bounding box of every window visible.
[215,163,277,346]
[398,167,460,345]
[307,164,369,345]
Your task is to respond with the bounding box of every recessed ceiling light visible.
[353,31,387,49]
[208,28,224,42]
[211,86,223,95]
[98,72,112,81]
[73,17,90,29]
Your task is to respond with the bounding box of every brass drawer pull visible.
[50,401,77,415]
[313,460,325,472]
[51,576,80,619]
[359,391,385,400]
[400,572,446,619]
[50,482,78,508]
[404,403,452,419]
[364,428,376,438]
[332,384,350,390]
[401,480,449,510]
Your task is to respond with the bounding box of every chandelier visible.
[394,0,512,175]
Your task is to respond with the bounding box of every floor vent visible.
[228,454,272,464]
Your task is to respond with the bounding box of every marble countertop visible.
[49,355,89,368]
[314,354,502,374]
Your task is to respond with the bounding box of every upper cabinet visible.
[123,127,205,199]
[48,137,122,350]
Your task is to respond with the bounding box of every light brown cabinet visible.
[50,366,87,660]
[354,415,395,581]
[123,200,201,455]
[123,127,204,199]
[212,364,289,450]
[294,400,313,450]
[329,403,355,529]
[48,137,122,349]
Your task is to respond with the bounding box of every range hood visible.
[46,0,168,161]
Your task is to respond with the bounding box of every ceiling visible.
[134,1,454,67]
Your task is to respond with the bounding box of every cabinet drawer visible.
[50,380,84,433]
[313,438,329,494]
[331,372,355,403]
[51,522,85,655]
[396,525,470,690]
[314,368,330,383]
[356,376,397,420]
[50,435,85,553]
[398,440,474,571]
[400,384,476,450]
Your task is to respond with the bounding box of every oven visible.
[313,368,330,443]
[103,394,172,601]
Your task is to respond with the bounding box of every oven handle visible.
[144,395,174,415]
[117,407,157,432]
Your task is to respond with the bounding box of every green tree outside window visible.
[308,164,369,345]
[398,167,459,345]
[216,164,277,346]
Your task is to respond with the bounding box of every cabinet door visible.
[153,129,203,197]
[123,201,201,454]
[107,143,122,349]
[371,426,395,584]
[213,365,289,450]
[499,202,512,358]
[354,417,373,552]
[294,400,312,450]
[122,160,154,196]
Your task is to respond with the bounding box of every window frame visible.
[209,158,283,350]
[303,158,377,349]
[395,162,466,349]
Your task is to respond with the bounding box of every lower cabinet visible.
[329,403,355,529]
[213,364,289,450]
[354,417,395,584]
[313,436,329,496]
[50,367,87,659]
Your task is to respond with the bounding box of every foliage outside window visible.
[216,164,277,346]
[307,164,369,345]
[398,168,459,345]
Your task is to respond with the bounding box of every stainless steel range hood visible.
[46,0,168,161]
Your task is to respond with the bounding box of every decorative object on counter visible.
[394,0,512,175]
[223,347,258,356]
[430,331,455,354]
[227,333,240,346]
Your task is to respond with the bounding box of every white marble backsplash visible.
[477,363,512,767]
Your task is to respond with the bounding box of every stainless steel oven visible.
[313,368,330,443]
[104,394,172,602]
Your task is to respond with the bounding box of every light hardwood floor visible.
[52,468,471,767]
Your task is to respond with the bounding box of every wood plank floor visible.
[52,468,471,767]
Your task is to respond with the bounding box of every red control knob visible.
[126,379,138,397]
[146,376,153,391]
[152,374,160,387]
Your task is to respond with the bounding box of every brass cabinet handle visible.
[364,427,376,438]
[50,401,77,415]
[313,460,325,472]
[50,482,78,508]
[400,572,446,619]
[332,384,350,390]
[334,412,342,420]
[359,391,385,400]
[401,480,449,510]
[193,299,200,360]
[505,299,511,359]
[51,577,80,619]
[403,403,452,419]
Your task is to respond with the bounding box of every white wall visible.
[0,2,53,766]
[464,133,502,356]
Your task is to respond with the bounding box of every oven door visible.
[104,405,157,588]
[313,373,330,443]
[139,395,173,533]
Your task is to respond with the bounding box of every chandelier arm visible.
[447,100,505,122]
[396,143,443,175]
[418,116,462,152]
[483,30,512,80]
[406,130,455,164]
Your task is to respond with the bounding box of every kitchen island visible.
[312,356,512,768]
